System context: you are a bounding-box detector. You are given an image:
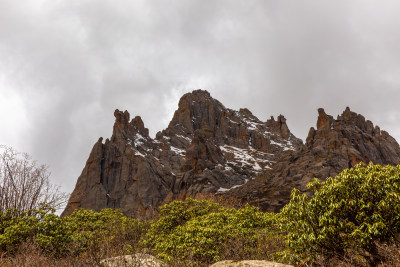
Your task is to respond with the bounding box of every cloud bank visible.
[1,0,400,193]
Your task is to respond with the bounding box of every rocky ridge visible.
[63,90,302,217]
[226,107,400,212]
[64,90,400,217]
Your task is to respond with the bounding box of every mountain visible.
[225,107,400,212]
[62,90,302,217]
[63,91,400,217]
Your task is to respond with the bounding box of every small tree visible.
[0,145,68,214]
[280,163,400,266]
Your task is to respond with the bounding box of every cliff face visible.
[226,107,400,212]
[64,90,400,217]
[62,90,302,217]
[62,111,175,218]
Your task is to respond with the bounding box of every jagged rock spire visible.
[227,107,400,212]
[62,90,303,218]
[112,109,149,141]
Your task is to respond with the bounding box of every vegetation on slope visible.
[142,198,283,265]
[280,162,400,266]
[1,163,400,266]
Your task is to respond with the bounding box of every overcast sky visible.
[1,0,400,197]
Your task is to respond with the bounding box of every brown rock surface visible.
[62,110,175,218]
[63,90,302,217]
[226,107,400,212]
[64,91,400,218]
[209,260,293,267]
[100,253,166,267]
[164,90,302,199]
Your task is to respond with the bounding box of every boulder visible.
[210,260,293,267]
[100,253,166,267]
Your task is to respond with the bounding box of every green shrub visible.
[279,163,400,265]
[38,208,145,257]
[143,198,281,264]
[0,207,50,252]
[0,207,145,258]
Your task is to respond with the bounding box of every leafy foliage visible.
[280,162,400,265]
[4,163,400,266]
[0,207,145,258]
[0,206,52,252]
[143,198,282,264]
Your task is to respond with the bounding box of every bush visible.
[143,198,283,264]
[8,163,400,265]
[66,208,146,257]
[279,163,400,266]
[0,206,51,252]
[0,207,146,260]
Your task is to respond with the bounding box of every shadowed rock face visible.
[226,107,400,212]
[64,90,400,218]
[63,90,302,217]
[62,111,175,218]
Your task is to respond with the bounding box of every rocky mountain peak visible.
[338,107,379,136]
[266,115,291,140]
[166,89,225,136]
[64,98,400,218]
[131,116,149,137]
[238,108,254,118]
[114,109,130,123]
[316,108,333,130]
[112,109,149,142]
[227,107,400,212]
[63,90,304,218]
[340,106,365,124]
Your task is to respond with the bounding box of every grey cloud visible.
[1,0,400,194]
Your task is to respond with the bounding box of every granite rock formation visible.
[64,90,400,217]
[226,107,400,212]
[210,260,293,267]
[100,253,166,267]
[63,90,302,217]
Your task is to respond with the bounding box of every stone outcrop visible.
[99,255,292,267]
[64,90,400,217]
[63,90,302,217]
[100,253,166,267]
[62,110,176,218]
[226,107,400,212]
[210,260,293,267]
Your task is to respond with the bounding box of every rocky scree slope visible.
[226,107,400,212]
[62,90,302,217]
